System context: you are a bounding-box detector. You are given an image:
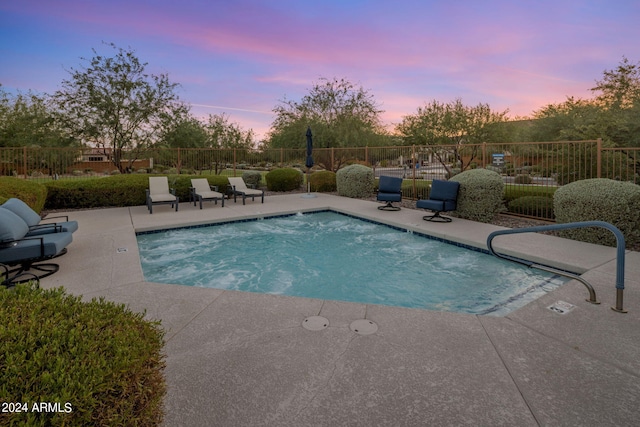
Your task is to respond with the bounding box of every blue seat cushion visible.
[2,198,42,227]
[416,199,456,211]
[429,180,460,202]
[0,232,73,264]
[377,192,402,202]
[0,209,30,242]
[378,176,403,193]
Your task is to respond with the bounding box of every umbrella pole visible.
[301,166,317,198]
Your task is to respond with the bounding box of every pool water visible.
[136,211,565,316]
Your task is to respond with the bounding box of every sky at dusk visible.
[1,0,639,140]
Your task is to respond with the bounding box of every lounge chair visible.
[416,180,460,222]
[228,177,264,205]
[376,176,403,211]
[0,208,73,285]
[146,177,179,214]
[190,178,225,209]
[1,198,78,236]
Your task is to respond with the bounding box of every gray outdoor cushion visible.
[0,231,73,264]
[1,198,42,227]
[0,209,30,242]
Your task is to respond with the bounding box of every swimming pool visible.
[136,211,566,316]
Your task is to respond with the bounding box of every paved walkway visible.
[41,194,640,426]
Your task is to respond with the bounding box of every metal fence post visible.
[597,138,602,178]
[23,146,27,178]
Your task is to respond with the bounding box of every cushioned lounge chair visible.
[416,180,460,222]
[0,209,73,285]
[190,179,225,209]
[146,177,179,214]
[228,177,264,205]
[376,176,403,211]
[1,198,78,236]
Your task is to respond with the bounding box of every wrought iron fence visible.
[2,140,638,219]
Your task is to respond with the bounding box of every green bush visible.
[554,178,640,248]
[265,168,303,191]
[336,164,374,198]
[242,170,263,188]
[309,170,337,192]
[504,185,556,204]
[43,175,230,210]
[514,174,533,184]
[450,169,505,223]
[508,196,554,219]
[0,284,165,426]
[0,177,47,213]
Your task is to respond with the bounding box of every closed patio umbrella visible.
[302,126,316,198]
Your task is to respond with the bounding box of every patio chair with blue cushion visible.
[146,176,179,214]
[190,178,225,209]
[376,176,403,211]
[228,177,264,205]
[0,208,73,285]
[416,180,460,222]
[1,198,78,236]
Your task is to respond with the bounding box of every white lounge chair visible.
[227,177,264,205]
[146,177,179,214]
[190,179,225,209]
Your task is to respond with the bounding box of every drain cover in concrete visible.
[548,300,576,315]
[350,319,378,335]
[302,316,329,331]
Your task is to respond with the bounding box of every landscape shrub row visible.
[0,284,165,426]
[0,177,47,212]
[43,174,229,210]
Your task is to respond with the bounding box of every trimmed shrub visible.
[336,164,374,198]
[504,185,556,204]
[265,168,303,191]
[242,170,263,188]
[309,170,337,192]
[43,175,230,210]
[450,169,505,223]
[514,174,533,184]
[0,284,165,426]
[508,196,554,219]
[554,178,640,248]
[0,177,48,213]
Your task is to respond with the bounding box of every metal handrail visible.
[487,221,627,313]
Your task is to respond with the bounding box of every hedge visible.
[0,284,166,426]
[43,175,230,210]
[0,177,48,213]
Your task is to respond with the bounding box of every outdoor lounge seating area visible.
[376,175,403,211]
[190,178,225,209]
[228,177,264,205]
[416,179,460,222]
[0,199,76,287]
[147,176,179,214]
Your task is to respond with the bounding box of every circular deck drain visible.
[350,319,378,335]
[302,316,329,331]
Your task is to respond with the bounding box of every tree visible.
[591,56,640,110]
[53,43,183,172]
[395,99,508,172]
[0,86,75,148]
[267,77,386,152]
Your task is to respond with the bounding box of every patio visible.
[40,193,640,426]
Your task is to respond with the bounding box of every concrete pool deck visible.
[40,193,640,426]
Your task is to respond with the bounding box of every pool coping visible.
[40,193,640,426]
